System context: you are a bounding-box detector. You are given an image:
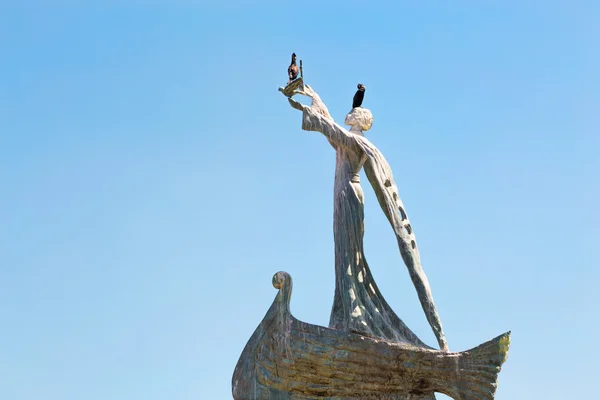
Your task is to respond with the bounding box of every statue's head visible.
[345,107,373,132]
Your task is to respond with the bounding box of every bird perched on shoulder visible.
[352,84,366,108]
[288,53,299,84]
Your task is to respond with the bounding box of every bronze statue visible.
[232,77,510,400]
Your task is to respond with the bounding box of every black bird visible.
[352,84,366,108]
[288,53,299,84]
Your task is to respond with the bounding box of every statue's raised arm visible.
[287,84,361,152]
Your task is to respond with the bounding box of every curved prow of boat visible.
[232,272,293,399]
[232,272,510,400]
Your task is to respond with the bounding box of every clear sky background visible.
[1,1,599,399]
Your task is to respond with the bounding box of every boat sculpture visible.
[232,75,510,399]
[233,272,510,400]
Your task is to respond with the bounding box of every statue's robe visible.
[301,105,445,351]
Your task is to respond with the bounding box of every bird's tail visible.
[450,332,511,400]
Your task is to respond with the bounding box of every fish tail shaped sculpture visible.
[449,337,511,400]
[232,272,510,400]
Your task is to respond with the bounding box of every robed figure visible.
[288,85,448,351]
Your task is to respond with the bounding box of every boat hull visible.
[232,272,509,400]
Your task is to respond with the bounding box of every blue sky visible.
[1,2,598,399]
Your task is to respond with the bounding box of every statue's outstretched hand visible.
[294,84,315,98]
[288,84,331,120]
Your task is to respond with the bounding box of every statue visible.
[288,84,448,352]
[232,68,510,399]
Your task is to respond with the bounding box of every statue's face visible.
[345,113,358,129]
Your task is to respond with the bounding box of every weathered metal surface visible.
[232,272,510,400]
[230,82,511,399]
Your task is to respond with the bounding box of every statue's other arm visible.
[361,139,449,352]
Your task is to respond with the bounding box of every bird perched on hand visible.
[288,53,299,84]
[352,84,366,108]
